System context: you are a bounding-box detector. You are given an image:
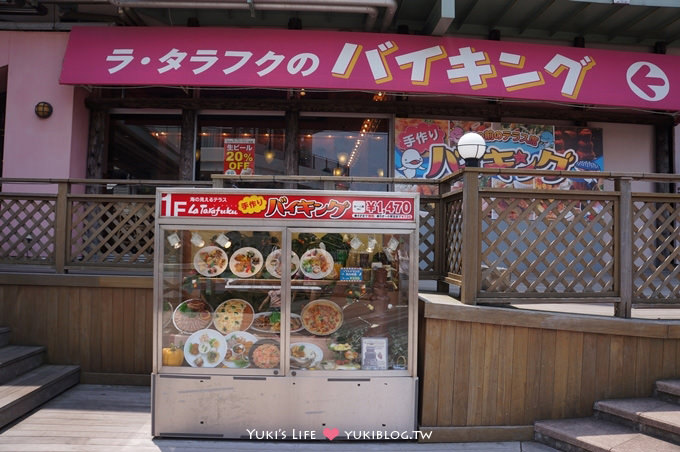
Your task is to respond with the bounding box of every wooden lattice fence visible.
[632,195,680,305]
[68,196,155,270]
[478,192,616,296]
[0,174,677,316]
[442,169,679,317]
[0,194,56,266]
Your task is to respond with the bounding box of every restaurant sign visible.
[159,192,416,222]
[60,26,680,111]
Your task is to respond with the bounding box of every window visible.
[298,114,390,191]
[107,115,182,180]
[197,115,286,181]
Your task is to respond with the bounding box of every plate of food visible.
[249,339,281,369]
[213,299,255,334]
[183,329,227,368]
[229,247,264,278]
[290,342,324,369]
[250,311,303,333]
[223,331,258,368]
[265,249,300,278]
[193,246,228,277]
[299,248,334,279]
[300,299,343,336]
[173,299,213,333]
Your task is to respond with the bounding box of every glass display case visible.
[152,188,419,439]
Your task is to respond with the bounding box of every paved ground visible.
[0,384,558,452]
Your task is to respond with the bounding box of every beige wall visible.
[592,122,656,192]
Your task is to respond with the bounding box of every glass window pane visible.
[290,230,410,371]
[298,116,389,191]
[197,116,286,181]
[161,228,283,373]
[107,116,182,180]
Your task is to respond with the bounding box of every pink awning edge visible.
[60,26,680,111]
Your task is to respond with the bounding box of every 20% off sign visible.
[223,138,255,175]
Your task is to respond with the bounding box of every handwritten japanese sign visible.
[60,26,680,111]
[223,138,255,175]
[394,118,604,195]
[159,192,416,221]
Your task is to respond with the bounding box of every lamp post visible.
[457,132,487,168]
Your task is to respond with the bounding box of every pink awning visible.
[60,26,680,111]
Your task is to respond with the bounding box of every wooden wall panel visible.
[436,320,456,425]
[451,321,471,425]
[0,281,153,385]
[419,297,680,442]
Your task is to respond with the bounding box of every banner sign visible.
[223,138,255,175]
[60,26,680,111]
[160,192,416,221]
[395,118,603,195]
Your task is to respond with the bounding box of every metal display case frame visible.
[152,188,419,440]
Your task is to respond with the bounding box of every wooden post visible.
[435,196,448,293]
[460,169,480,304]
[54,182,69,274]
[179,109,197,181]
[284,109,299,189]
[86,108,109,194]
[615,177,633,318]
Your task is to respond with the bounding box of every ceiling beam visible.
[547,2,591,37]
[489,0,521,30]
[84,95,678,126]
[519,0,557,35]
[423,0,455,36]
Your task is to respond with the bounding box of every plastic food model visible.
[162,343,184,366]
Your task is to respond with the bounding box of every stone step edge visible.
[535,417,676,452]
[0,364,80,429]
[594,398,680,445]
[0,326,10,347]
[656,379,680,401]
[0,345,45,367]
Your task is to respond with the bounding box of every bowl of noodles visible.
[248,339,280,369]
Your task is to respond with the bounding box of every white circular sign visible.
[626,61,669,102]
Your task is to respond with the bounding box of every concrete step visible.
[0,327,9,348]
[595,397,680,444]
[0,345,45,385]
[0,364,80,429]
[535,417,680,452]
[657,380,680,405]
[521,441,563,452]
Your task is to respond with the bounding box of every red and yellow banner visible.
[160,192,416,222]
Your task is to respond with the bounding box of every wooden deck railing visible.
[441,169,679,317]
[1,171,677,317]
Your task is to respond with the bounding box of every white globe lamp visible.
[457,132,486,168]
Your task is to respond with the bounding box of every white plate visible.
[229,247,264,278]
[183,329,227,368]
[213,299,255,334]
[290,342,324,369]
[299,248,334,279]
[172,299,213,334]
[300,299,343,336]
[223,331,259,368]
[265,249,300,278]
[250,312,303,333]
[193,246,228,277]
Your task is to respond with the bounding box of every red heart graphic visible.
[323,427,339,441]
